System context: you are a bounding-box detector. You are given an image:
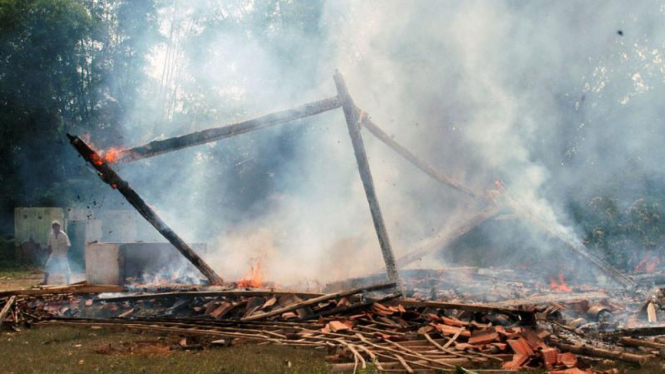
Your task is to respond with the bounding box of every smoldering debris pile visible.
[3,280,665,373]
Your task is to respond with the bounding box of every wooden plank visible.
[333,71,401,289]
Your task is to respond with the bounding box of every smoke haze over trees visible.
[1,0,665,282]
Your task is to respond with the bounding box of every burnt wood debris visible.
[3,276,665,373]
[68,72,635,289]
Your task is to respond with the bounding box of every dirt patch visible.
[95,339,173,356]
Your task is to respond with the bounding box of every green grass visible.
[0,264,42,291]
[2,326,665,374]
[0,265,41,278]
[0,327,335,374]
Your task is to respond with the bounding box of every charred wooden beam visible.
[113,97,341,163]
[67,134,224,285]
[359,114,483,201]
[397,205,506,269]
[333,71,402,289]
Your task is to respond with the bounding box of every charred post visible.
[66,134,224,285]
[113,96,342,164]
[332,70,402,289]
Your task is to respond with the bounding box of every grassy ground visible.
[0,327,335,374]
[0,266,42,291]
[0,238,43,290]
[1,326,663,374]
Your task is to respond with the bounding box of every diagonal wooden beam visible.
[359,113,483,201]
[112,96,342,164]
[67,134,224,285]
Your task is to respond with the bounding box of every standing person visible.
[43,220,71,284]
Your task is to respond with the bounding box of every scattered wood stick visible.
[0,296,16,325]
[241,282,396,321]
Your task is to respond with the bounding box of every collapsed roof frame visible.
[68,71,635,289]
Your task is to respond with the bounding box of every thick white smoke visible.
[97,1,665,286]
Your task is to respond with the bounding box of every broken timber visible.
[333,71,402,290]
[67,134,224,285]
[113,96,341,164]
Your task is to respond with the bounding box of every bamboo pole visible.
[67,134,224,285]
[333,71,402,289]
[113,97,341,163]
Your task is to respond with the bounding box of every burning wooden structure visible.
[68,71,636,291]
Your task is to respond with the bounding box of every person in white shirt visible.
[43,220,71,284]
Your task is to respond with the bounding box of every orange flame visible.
[102,147,124,163]
[550,273,572,292]
[237,258,264,288]
[79,134,124,164]
[90,152,104,166]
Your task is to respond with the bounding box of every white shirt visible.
[48,231,70,257]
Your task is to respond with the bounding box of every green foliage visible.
[0,0,160,234]
[571,181,665,269]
